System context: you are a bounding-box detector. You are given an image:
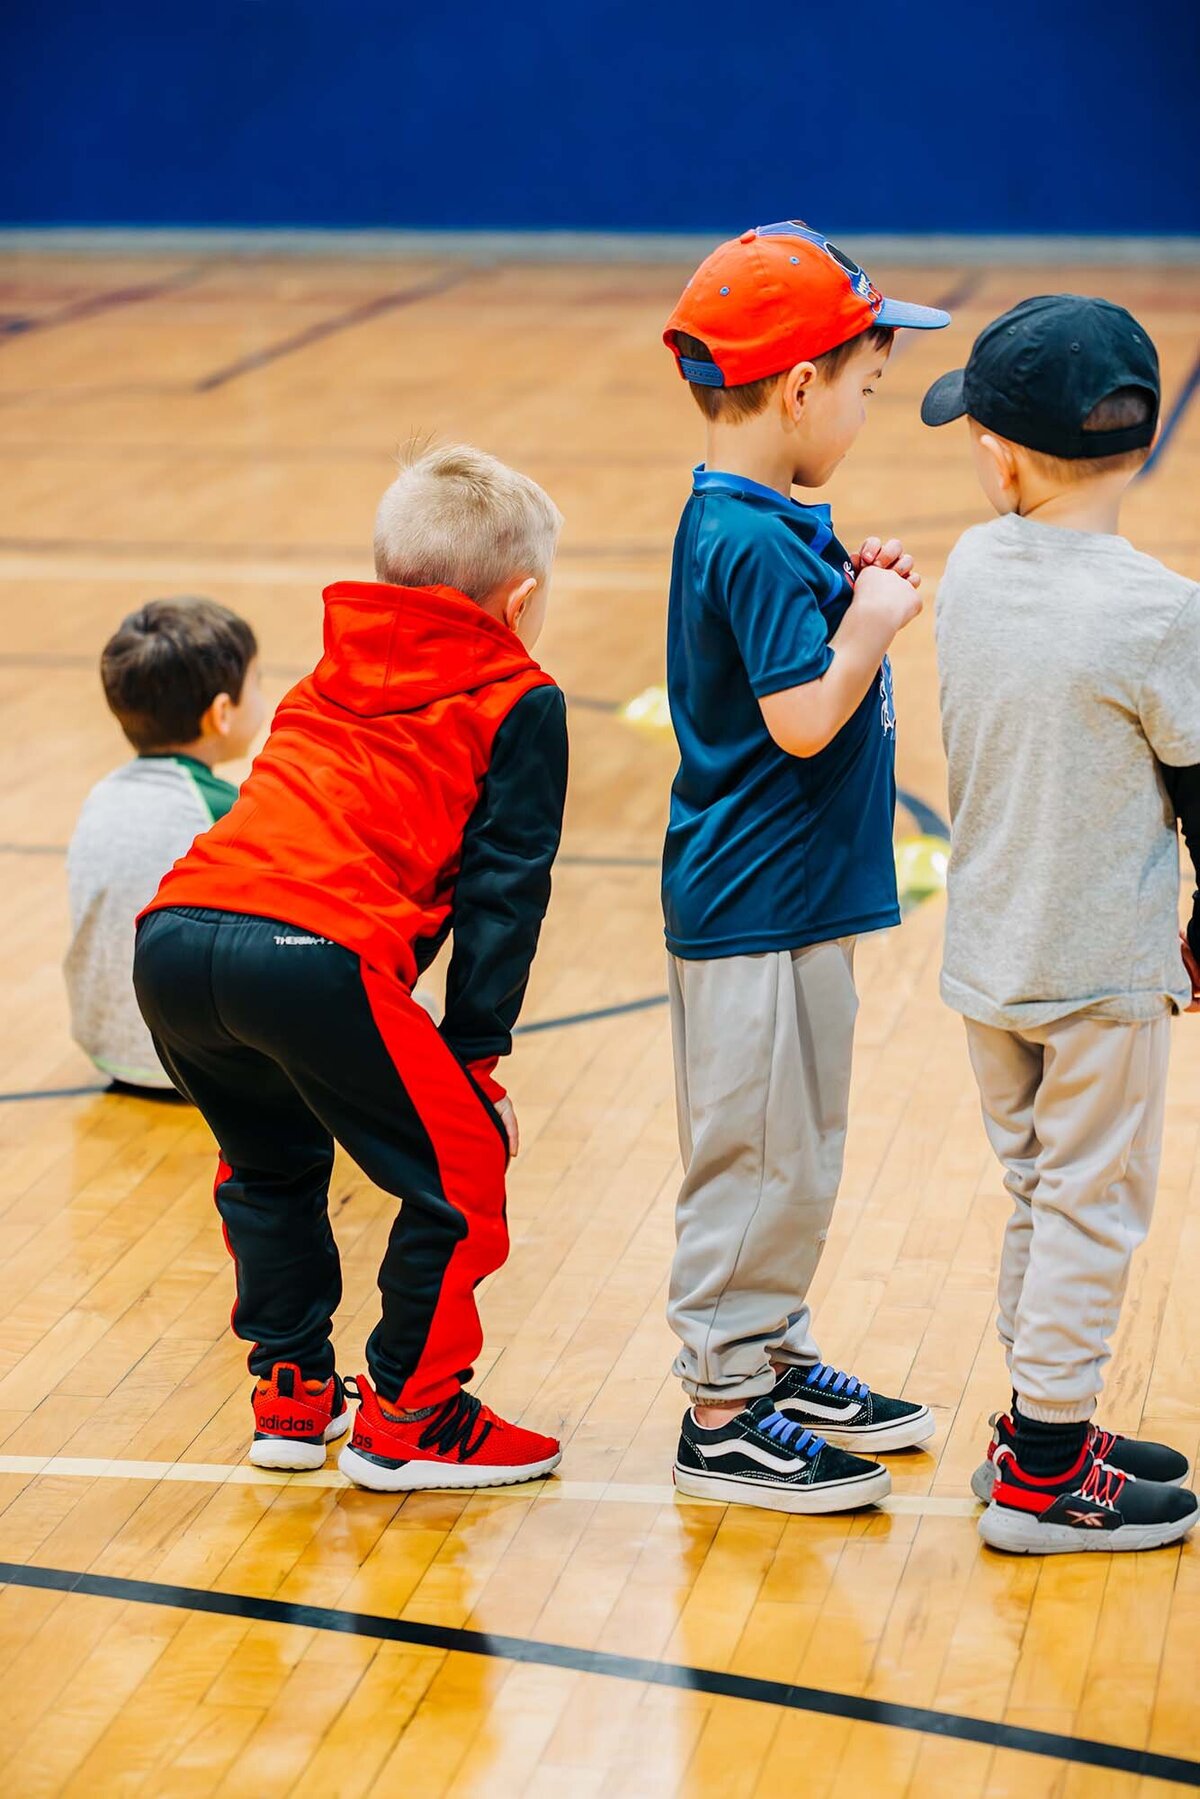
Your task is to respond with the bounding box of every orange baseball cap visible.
[665,220,950,388]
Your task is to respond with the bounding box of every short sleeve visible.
[718,526,834,698]
[1140,587,1200,768]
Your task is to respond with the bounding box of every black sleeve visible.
[440,684,568,1067]
[1162,760,1200,959]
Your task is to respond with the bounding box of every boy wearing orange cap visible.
[663,222,949,1512]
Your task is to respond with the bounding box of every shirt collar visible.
[692,466,834,545]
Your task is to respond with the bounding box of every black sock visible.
[1012,1406,1089,1477]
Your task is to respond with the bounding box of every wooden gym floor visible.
[0,250,1198,1798]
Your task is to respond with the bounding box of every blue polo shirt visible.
[662,467,899,959]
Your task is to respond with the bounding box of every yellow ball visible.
[894,833,949,908]
[619,684,673,734]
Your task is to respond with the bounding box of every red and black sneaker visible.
[979,1442,1198,1554]
[251,1363,352,1471]
[971,1412,1189,1503]
[338,1374,561,1492]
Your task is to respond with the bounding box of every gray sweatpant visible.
[965,1011,1171,1424]
[667,940,858,1401]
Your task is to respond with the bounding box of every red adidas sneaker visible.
[338,1375,562,1492]
[251,1363,352,1470]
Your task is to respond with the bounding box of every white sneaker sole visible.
[978,1496,1200,1555]
[338,1443,562,1492]
[673,1460,892,1515]
[971,1457,1189,1504]
[777,1404,935,1455]
[249,1406,353,1472]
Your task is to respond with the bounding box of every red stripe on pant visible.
[360,965,510,1410]
[214,1157,245,1344]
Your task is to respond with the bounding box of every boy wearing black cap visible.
[660,222,950,1513]
[924,295,1200,1554]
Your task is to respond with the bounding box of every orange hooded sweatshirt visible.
[143,580,568,1095]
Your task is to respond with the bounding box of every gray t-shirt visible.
[936,511,1200,1028]
[65,756,237,1085]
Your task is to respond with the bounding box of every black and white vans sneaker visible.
[674,1396,891,1514]
[771,1362,934,1453]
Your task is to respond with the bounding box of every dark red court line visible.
[0,534,668,562]
[2,1563,1197,1785]
[0,265,207,340]
[929,270,985,315]
[884,270,984,366]
[193,265,486,392]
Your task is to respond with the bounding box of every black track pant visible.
[134,907,510,1408]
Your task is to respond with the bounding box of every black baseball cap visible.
[920,295,1159,459]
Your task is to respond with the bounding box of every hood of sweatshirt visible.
[313,581,540,716]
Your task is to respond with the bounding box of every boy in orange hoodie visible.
[134,446,567,1492]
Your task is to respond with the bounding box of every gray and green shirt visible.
[65,755,237,1086]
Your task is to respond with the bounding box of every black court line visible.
[515,994,667,1034]
[0,266,206,340]
[1140,343,1200,480]
[558,853,658,868]
[897,790,951,841]
[193,267,484,392]
[2,1563,1196,1786]
[0,999,668,1105]
[566,693,623,713]
[0,1083,107,1104]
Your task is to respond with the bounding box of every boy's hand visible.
[1182,932,1200,1012]
[496,1095,521,1156]
[851,562,924,640]
[854,536,921,589]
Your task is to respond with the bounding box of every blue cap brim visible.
[875,298,951,331]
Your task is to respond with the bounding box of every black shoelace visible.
[418,1389,495,1462]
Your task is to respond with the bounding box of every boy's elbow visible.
[762,714,832,760]
[786,730,833,759]
[759,689,832,760]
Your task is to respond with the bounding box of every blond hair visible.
[373,444,563,601]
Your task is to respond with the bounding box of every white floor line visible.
[0,1453,979,1516]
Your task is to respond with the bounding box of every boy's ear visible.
[977,431,1018,489]
[781,361,817,420]
[200,692,235,740]
[503,576,538,633]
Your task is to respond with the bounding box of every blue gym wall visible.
[3,0,1198,235]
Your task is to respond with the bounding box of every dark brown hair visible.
[101,596,258,753]
[672,325,895,421]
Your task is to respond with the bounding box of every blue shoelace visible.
[756,1409,825,1457]
[804,1363,869,1401]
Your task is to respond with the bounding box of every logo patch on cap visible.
[756,220,879,308]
